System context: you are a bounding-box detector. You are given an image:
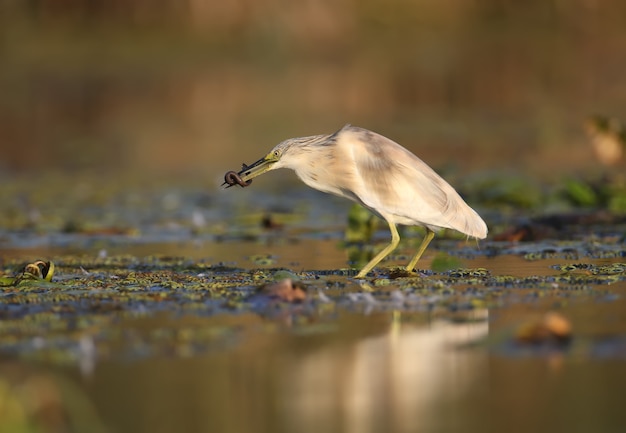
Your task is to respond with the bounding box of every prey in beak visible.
[222,153,279,188]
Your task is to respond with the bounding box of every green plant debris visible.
[1,174,626,369]
[0,245,622,369]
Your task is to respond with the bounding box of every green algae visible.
[0,172,625,371]
[0,247,622,369]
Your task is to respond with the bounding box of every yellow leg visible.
[405,228,435,272]
[355,220,400,278]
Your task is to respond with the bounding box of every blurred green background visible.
[1,0,625,181]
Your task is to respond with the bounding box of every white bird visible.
[224,124,487,278]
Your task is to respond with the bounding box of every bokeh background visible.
[3,4,626,433]
[2,0,625,183]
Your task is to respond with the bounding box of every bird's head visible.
[233,141,291,185]
[223,132,334,188]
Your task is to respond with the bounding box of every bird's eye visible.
[273,150,280,158]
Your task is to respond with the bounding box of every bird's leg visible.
[355,220,400,278]
[406,228,435,272]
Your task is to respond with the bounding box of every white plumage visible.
[230,124,487,277]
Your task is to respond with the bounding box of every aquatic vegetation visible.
[0,173,625,372]
[1,260,56,287]
[0,246,621,369]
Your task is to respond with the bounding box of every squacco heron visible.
[224,125,487,278]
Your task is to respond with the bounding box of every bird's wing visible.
[336,126,486,238]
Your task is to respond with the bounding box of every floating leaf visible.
[3,260,56,286]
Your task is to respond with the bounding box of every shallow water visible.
[3,2,626,430]
[2,229,626,433]
[1,178,626,432]
[84,313,625,433]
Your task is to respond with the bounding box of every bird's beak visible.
[237,154,276,183]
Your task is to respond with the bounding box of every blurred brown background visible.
[1,0,625,181]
